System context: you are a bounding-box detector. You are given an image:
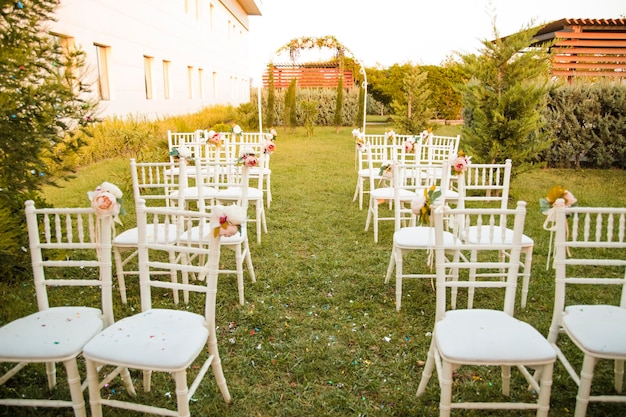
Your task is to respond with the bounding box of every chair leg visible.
[173,370,191,417]
[86,359,103,417]
[417,339,436,396]
[384,248,395,284]
[440,359,454,417]
[395,251,404,312]
[575,354,597,417]
[235,245,245,305]
[45,361,56,389]
[520,245,533,309]
[615,359,624,393]
[113,247,128,304]
[537,362,554,417]
[501,365,511,396]
[208,339,232,403]
[243,239,256,283]
[63,358,87,417]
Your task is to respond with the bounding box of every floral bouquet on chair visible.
[238,147,259,167]
[211,204,247,237]
[88,182,125,224]
[451,150,471,175]
[411,185,442,226]
[540,185,577,214]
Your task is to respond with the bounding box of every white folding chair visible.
[461,159,535,308]
[0,201,114,417]
[353,134,397,211]
[544,206,626,417]
[384,161,455,310]
[83,201,232,417]
[113,158,182,304]
[416,201,556,417]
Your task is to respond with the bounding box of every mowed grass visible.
[1,125,626,416]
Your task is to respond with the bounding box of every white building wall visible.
[49,0,261,120]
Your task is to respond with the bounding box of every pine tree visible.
[458,19,552,170]
[391,65,433,134]
[0,0,98,279]
[333,75,344,133]
[284,78,297,129]
[265,63,275,128]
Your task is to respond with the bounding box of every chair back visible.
[136,200,222,312]
[550,206,626,336]
[432,200,527,320]
[461,159,512,208]
[24,200,114,326]
[130,158,180,207]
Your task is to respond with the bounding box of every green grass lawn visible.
[1,125,626,416]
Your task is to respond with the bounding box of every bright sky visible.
[248,0,624,82]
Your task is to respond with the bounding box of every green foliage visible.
[356,84,365,128]
[458,20,552,172]
[301,99,318,137]
[423,63,466,120]
[0,0,99,279]
[265,63,276,127]
[284,78,298,129]
[390,66,434,134]
[541,82,626,168]
[333,75,344,131]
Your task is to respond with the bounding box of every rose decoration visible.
[169,144,193,160]
[420,128,433,143]
[263,140,276,155]
[404,137,416,153]
[88,181,125,224]
[232,124,243,138]
[211,204,247,237]
[540,185,577,214]
[384,129,396,142]
[207,130,222,147]
[238,147,259,167]
[270,127,278,140]
[451,150,471,175]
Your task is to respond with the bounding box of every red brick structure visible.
[262,62,355,88]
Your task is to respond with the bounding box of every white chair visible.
[416,201,556,417]
[0,201,114,417]
[83,201,232,417]
[384,161,455,311]
[460,159,535,309]
[113,158,182,304]
[544,206,626,417]
[353,134,398,210]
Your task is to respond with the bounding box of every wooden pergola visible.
[531,18,626,80]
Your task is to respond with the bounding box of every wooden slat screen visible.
[262,67,354,88]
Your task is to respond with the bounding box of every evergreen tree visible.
[0,0,98,279]
[458,19,552,170]
[284,78,297,129]
[391,65,433,134]
[265,63,275,128]
[333,75,343,133]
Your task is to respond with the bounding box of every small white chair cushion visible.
[394,226,455,248]
[466,226,534,246]
[435,309,556,364]
[216,187,263,200]
[562,305,626,357]
[83,309,208,371]
[0,307,104,361]
[371,187,415,201]
[358,168,382,178]
[113,224,180,246]
[169,186,216,200]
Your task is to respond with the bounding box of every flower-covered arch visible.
[261,35,368,134]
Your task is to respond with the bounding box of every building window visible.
[94,43,111,100]
[163,60,171,99]
[198,68,204,99]
[187,66,194,98]
[144,55,154,100]
[51,33,77,89]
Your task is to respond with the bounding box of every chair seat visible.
[169,186,217,200]
[466,226,534,246]
[114,224,180,246]
[563,305,626,357]
[371,187,415,201]
[435,309,556,364]
[394,226,455,248]
[357,168,383,178]
[83,309,208,371]
[216,187,263,200]
[0,307,103,361]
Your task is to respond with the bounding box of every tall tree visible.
[265,63,275,128]
[284,78,297,128]
[333,75,344,133]
[458,19,552,170]
[390,65,433,134]
[0,0,98,279]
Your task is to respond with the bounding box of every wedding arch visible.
[257,35,368,135]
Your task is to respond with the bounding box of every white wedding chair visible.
[460,159,535,308]
[113,158,182,304]
[83,200,232,417]
[0,201,114,417]
[543,206,626,417]
[416,201,556,417]
[353,134,397,210]
[384,161,454,311]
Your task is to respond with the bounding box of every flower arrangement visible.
[540,185,577,214]
[211,204,247,237]
[451,150,471,175]
[269,127,278,140]
[88,182,125,224]
[378,162,393,179]
[419,128,433,143]
[238,147,259,167]
[404,137,416,153]
[169,144,193,160]
[411,185,442,226]
[353,128,367,152]
[206,130,222,147]
[384,129,396,142]
[232,124,243,138]
[263,140,276,155]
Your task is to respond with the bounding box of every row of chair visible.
[0,195,236,416]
